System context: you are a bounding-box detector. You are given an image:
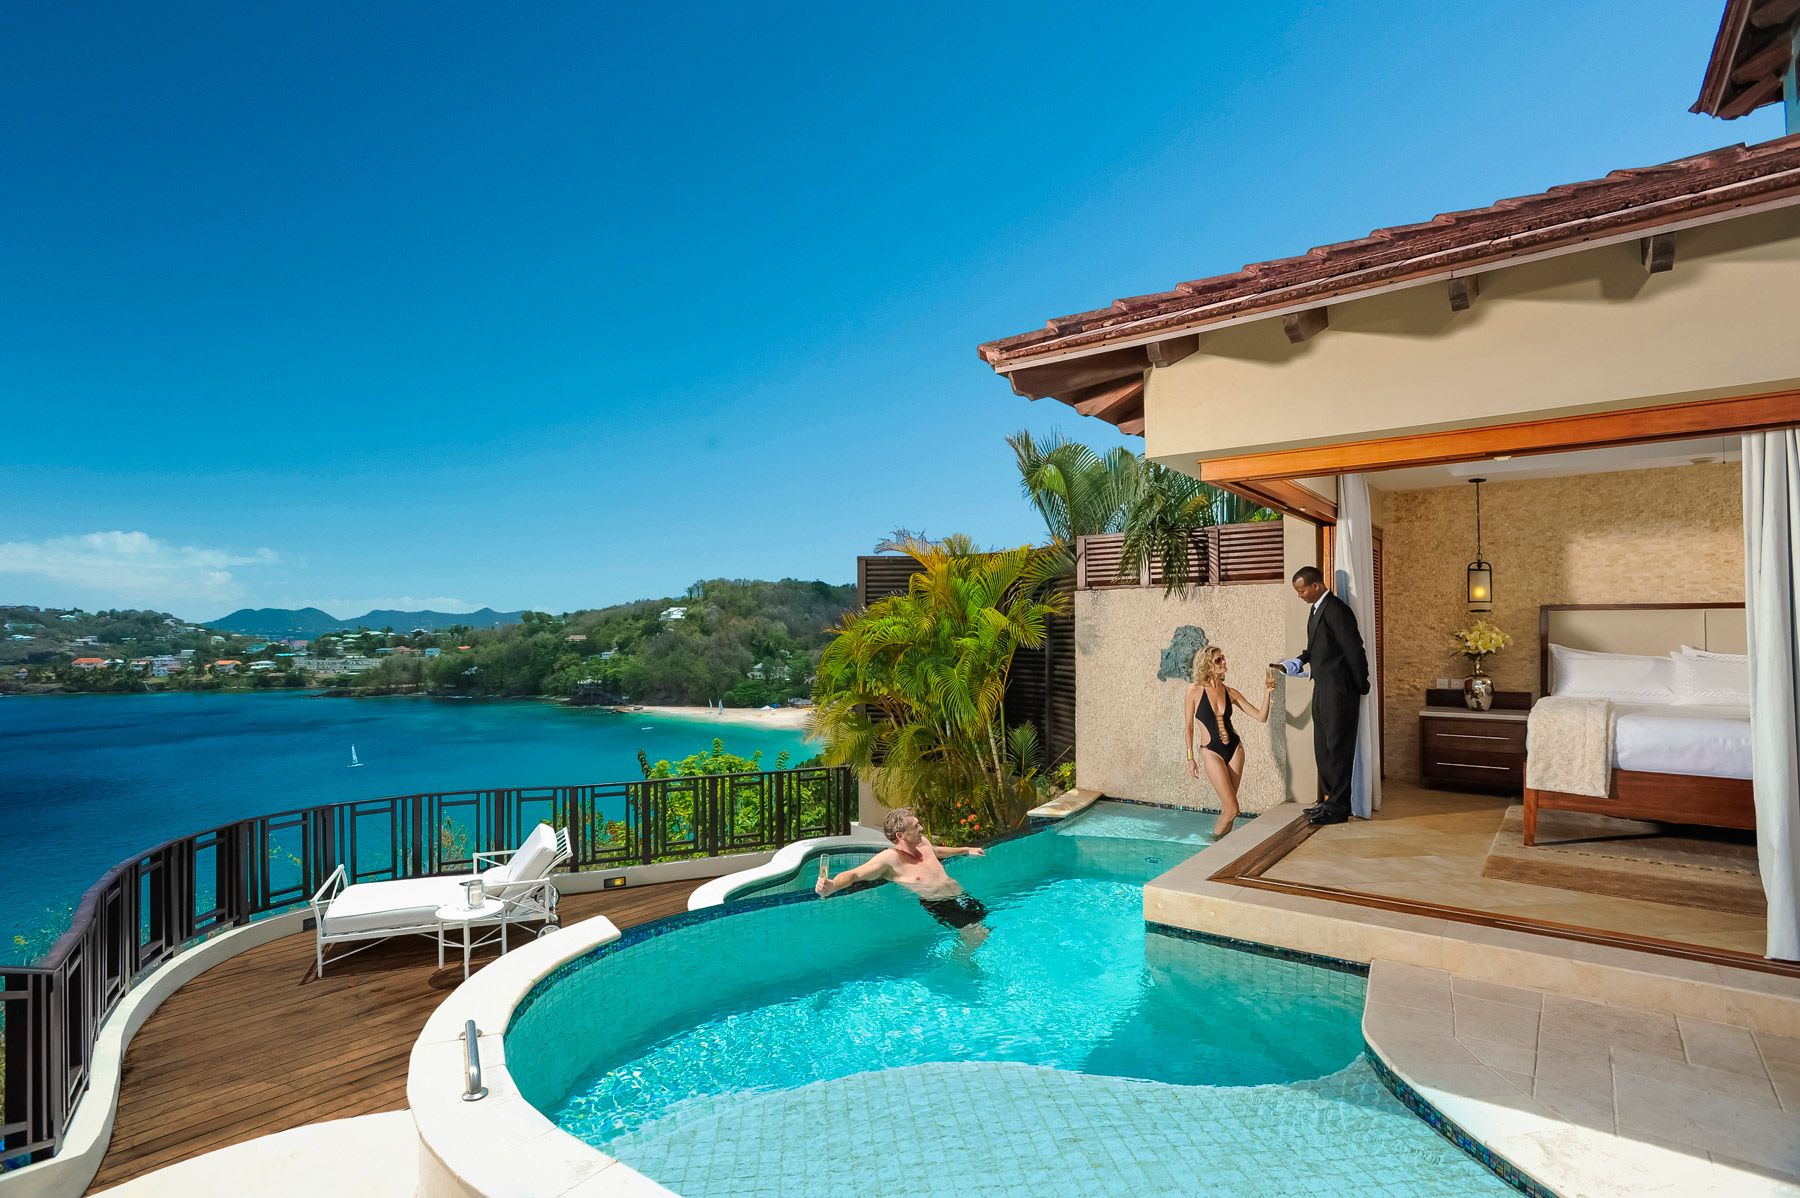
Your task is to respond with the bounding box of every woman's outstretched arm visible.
[1230,676,1276,724]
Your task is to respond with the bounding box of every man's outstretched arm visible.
[816,851,893,897]
[931,843,986,860]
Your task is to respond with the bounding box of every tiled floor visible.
[1263,781,1766,954]
[1367,960,1800,1197]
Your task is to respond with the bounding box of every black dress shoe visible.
[1307,808,1350,826]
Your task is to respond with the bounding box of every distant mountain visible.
[208,607,529,637]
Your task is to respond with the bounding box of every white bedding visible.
[1612,702,1752,780]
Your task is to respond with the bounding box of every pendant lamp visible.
[1466,477,1493,613]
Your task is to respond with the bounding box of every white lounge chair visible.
[311,823,571,977]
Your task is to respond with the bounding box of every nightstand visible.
[1418,689,1529,794]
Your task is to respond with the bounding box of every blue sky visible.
[0,2,1782,621]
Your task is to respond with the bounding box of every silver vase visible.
[1463,663,1494,711]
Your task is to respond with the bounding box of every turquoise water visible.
[508,804,1510,1197]
[724,847,882,902]
[0,693,811,960]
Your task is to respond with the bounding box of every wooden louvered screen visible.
[1075,522,1284,589]
[855,556,1077,771]
[857,555,925,606]
[1077,535,1130,588]
[1215,523,1286,582]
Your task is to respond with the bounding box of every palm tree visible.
[1118,460,1221,595]
[812,534,1067,838]
[1006,429,1136,573]
[1010,430,1272,594]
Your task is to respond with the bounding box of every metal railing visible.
[0,764,853,1166]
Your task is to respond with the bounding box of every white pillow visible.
[1548,643,1675,703]
[504,823,561,883]
[1672,644,1750,707]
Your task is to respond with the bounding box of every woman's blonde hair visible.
[1191,645,1226,687]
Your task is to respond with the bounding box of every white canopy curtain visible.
[1743,429,1800,961]
[1333,474,1382,818]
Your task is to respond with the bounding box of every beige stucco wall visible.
[1143,206,1800,464]
[1074,584,1301,812]
[1380,462,1744,779]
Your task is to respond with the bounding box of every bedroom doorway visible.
[1213,421,1785,969]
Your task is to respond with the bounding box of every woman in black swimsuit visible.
[1184,645,1276,837]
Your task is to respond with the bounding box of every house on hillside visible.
[211,659,242,674]
[977,6,1800,965]
[70,658,105,670]
[660,606,687,621]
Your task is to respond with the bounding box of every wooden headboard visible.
[1538,603,1747,695]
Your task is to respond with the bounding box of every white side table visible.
[435,899,506,979]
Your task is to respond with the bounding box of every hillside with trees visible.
[337,578,855,705]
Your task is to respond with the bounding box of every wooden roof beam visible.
[1718,71,1786,118]
[1448,276,1480,311]
[1145,334,1199,368]
[1006,346,1152,401]
[1733,32,1798,82]
[1751,0,1800,25]
[1282,307,1328,344]
[1072,377,1146,420]
[1117,416,1146,436]
[1641,232,1676,274]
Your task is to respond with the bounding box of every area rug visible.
[1482,806,1763,916]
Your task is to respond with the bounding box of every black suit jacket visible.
[1300,591,1370,696]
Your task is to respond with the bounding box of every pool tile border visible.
[1144,919,1369,977]
[1362,1047,1554,1198]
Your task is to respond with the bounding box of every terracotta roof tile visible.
[979,135,1800,375]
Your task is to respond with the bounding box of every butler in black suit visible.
[1281,565,1370,825]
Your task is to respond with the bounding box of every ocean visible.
[0,692,815,962]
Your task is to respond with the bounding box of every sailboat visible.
[349,744,364,768]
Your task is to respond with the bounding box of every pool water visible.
[507,803,1511,1197]
[725,847,883,902]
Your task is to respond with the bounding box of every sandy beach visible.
[629,704,814,732]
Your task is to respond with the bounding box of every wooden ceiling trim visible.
[1196,390,1800,484]
[1217,479,1337,523]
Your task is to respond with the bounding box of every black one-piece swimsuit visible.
[1195,688,1238,761]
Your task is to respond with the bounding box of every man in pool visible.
[814,807,988,943]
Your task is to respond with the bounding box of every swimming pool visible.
[504,803,1512,1197]
[722,845,883,903]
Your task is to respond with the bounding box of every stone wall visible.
[1075,583,1295,812]
[1380,462,1744,779]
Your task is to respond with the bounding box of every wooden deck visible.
[87,879,705,1193]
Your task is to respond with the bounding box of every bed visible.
[1521,603,1754,846]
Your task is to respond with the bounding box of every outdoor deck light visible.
[1466,477,1493,613]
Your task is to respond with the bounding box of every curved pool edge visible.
[685,828,889,911]
[1361,958,1785,1198]
[407,914,679,1198]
